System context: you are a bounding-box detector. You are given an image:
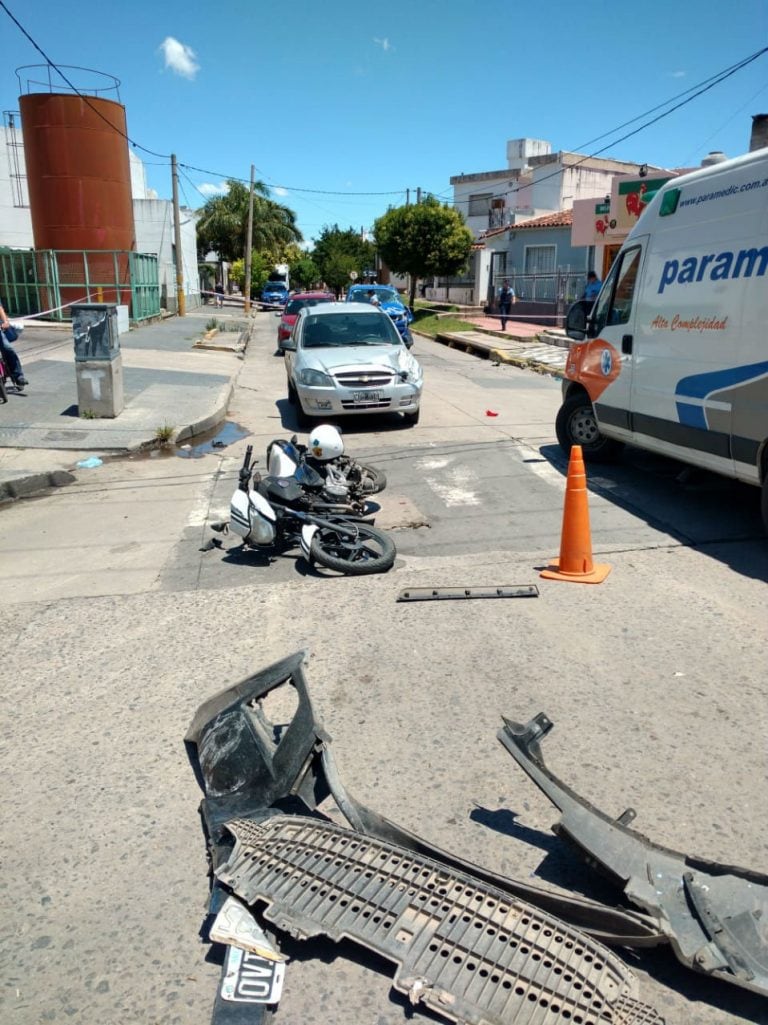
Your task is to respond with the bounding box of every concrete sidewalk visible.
[0,307,249,501]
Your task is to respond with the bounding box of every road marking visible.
[426,465,480,507]
[187,456,239,527]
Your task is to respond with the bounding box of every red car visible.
[276,291,335,352]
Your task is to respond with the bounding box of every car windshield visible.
[352,287,399,304]
[285,297,333,315]
[265,282,287,292]
[301,312,400,347]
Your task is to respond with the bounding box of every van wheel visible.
[556,393,623,462]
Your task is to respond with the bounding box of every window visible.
[524,245,556,274]
[592,246,642,334]
[468,192,493,217]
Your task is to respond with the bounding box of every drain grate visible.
[218,816,664,1025]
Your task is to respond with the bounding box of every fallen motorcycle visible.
[266,423,386,503]
[213,443,396,575]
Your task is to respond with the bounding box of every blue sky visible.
[2,0,767,244]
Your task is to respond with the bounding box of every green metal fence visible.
[0,248,160,321]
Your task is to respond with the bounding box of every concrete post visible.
[72,303,125,418]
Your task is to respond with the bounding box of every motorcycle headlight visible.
[300,368,333,387]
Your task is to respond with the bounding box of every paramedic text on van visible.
[658,246,768,293]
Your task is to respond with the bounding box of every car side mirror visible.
[283,336,297,351]
[565,299,594,342]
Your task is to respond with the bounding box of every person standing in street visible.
[0,300,27,387]
[497,279,515,331]
[214,282,225,308]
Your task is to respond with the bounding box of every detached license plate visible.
[352,390,380,401]
[220,945,286,1004]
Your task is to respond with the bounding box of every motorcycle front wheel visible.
[310,523,396,575]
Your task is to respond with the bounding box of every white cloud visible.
[197,181,228,197]
[272,186,288,197]
[373,37,392,52]
[670,70,686,78]
[159,37,200,79]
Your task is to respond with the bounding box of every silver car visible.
[284,302,423,426]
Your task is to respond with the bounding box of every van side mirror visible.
[283,335,297,351]
[565,299,594,342]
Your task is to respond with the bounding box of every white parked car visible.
[283,302,423,427]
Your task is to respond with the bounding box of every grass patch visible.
[411,309,476,337]
[79,408,98,419]
[154,422,175,446]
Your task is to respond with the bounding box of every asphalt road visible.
[1,312,767,1025]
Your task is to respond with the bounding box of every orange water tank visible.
[20,92,136,252]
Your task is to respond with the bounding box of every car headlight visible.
[300,368,334,387]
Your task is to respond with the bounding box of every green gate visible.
[0,248,160,321]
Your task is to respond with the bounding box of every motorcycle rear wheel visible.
[310,523,395,575]
[0,376,7,404]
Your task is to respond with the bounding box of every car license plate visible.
[352,390,380,401]
[220,944,286,1004]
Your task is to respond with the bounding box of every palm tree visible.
[196,180,302,264]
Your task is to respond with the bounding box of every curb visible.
[0,468,76,504]
[489,348,565,379]
[173,381,235,445]
[413,329,565,380]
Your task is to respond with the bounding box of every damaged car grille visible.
[334,370,393,389]
[218,815,664,1025]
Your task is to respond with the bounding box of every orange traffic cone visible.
[540,445,611,584]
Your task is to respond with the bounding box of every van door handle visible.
[621,334,633,354]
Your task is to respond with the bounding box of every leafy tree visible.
[196,180,302,264]
[321,252,360,294]
[374,197,473,308]
[291,256,321,290]
[229,251,270,296]
[311,225,375,290]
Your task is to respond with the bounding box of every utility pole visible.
[416,187,422,204]
[171,154,185,316]
[406,188,410,207]
[243,164,255,315]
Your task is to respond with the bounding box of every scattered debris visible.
[186,654,666,1024]
[218,815,664,1025]
[210,896,286,963]
[75,456,103,469]
[485,409,499,417]
[397,585,539,602]
[499,713,768,997]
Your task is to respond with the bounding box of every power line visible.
[178,162,407,197]
[448,45,768,211]
[0,0,172,160]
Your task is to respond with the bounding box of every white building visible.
[0,111,199,313]
[451,138,663,237]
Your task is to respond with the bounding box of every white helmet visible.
[308,424,344,461]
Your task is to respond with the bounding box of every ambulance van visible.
[557,147,768,529]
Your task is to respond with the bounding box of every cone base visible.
[540,558,611,584]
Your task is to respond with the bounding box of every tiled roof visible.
[478,209,573,242]
[512,209,573,229]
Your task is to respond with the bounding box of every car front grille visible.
[334,371,393,389]
[341,398,392,410]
